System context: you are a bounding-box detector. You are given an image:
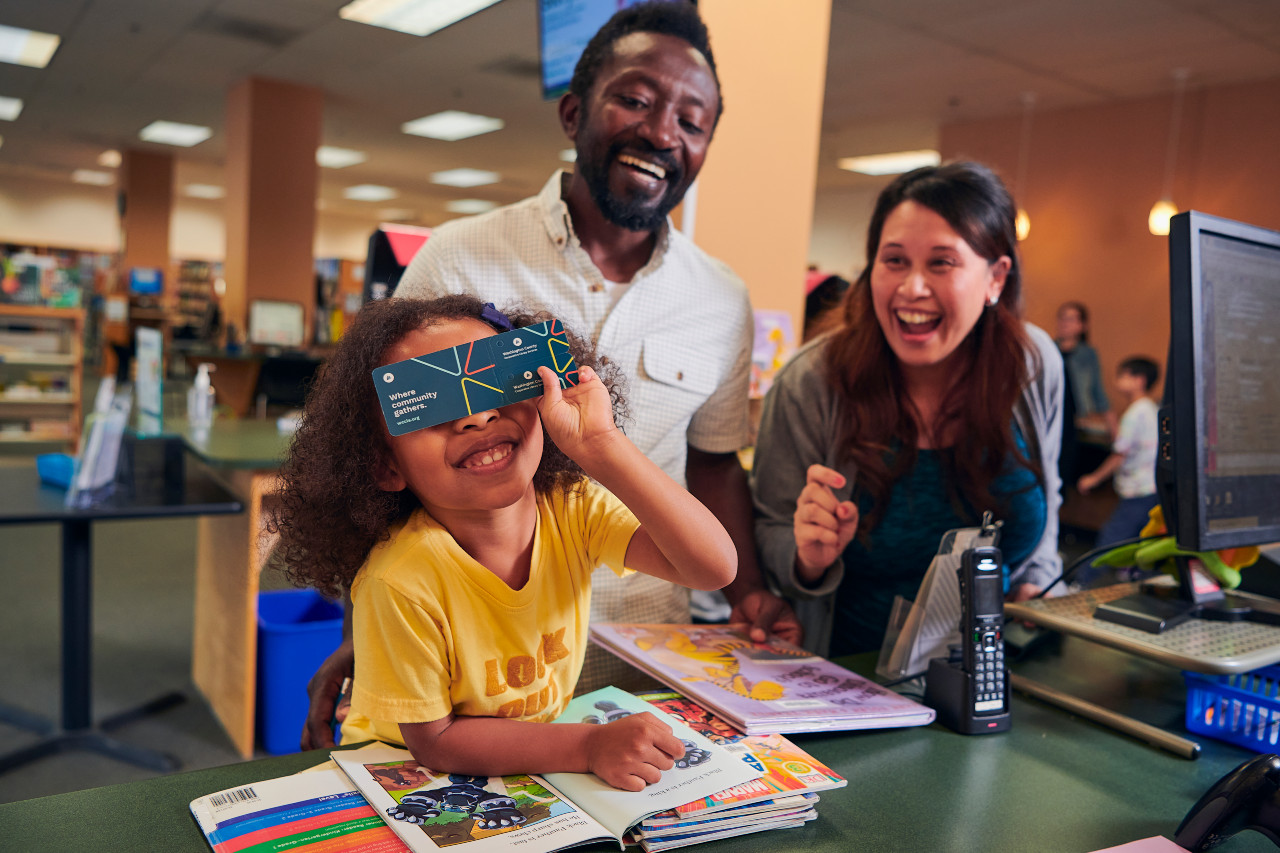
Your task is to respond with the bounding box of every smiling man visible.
[384,2,796,695]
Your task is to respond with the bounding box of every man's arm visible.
[686,447,802,645]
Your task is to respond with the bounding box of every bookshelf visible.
[0,304,84,448]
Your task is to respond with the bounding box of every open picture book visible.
[328,687,764,852]
[590,623,934,735]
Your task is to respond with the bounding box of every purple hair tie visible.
[481,302,514,331]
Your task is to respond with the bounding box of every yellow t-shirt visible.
[342,481,638,747]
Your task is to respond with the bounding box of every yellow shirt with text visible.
[342,481,637,746]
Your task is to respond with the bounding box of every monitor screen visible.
[537,0,692,101]
[248,299,306,348]
[129,267,163,296]
[1162,211,1280,552]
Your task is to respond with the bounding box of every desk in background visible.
[0,641,1273,851]
[178,418,294,759]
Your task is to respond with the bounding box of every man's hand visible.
[794,464,858,579]
[583,712,684,792]
[728,588,803,645]
[300,639,354,751]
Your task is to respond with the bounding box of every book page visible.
[541,686,764,840]
[332,744,615,853]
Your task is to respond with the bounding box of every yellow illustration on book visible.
[630,626,808,702]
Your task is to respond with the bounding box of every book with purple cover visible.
[590,623,934,735]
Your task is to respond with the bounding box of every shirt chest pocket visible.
[640,335,719,397]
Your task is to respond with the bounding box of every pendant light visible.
[1149,69,1190,236]
[1015,92,1035,241]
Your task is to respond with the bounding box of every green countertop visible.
[0,638,1272,852]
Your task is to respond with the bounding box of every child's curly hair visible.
[268,294,628,598]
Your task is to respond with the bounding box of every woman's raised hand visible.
[794,464,859,580]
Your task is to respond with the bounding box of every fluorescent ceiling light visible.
[0,96,23,121]
[402,110,503,141]
[0,24,61,69]
[339,0,502,37]
[185,184,225,199]
[98,149,122,168]
[139,120,212,147]
[72,169,113,186]
[445,199,496,214]
[431,168,499,188]
[559,149,577,163]
[317,145,367,168]
[344,184,397,202]
[838,149,941,176]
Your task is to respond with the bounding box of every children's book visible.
[591,623,935,735]
[330,687,764,853]
[636,691,846,822]
[635,802,816,839]
[636,812,818,852]
[189,766,411,852]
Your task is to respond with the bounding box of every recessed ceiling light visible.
[339,0,502,37]
[72,169,113,186]
[445,199,496,214]
[139,120,213,147]
[98,149,122,168]
[402,110,503,141]
[559,149,577,163]
[0,96,23,121]
[317,146,367,168]
[430,168,499,188]
[344,184,397,202]
[837,149,940,176]
[0,24,61,69]
[185,184,225,199]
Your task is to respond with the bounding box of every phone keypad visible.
[973,643,1006,713]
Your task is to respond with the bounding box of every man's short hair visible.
[1119,356,1160,391]
[568,1,722,123]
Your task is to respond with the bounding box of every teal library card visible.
[373,319,578,436]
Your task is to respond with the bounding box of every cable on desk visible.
[1032,535,1158,599]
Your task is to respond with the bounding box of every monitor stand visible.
[1095,555,1280,634]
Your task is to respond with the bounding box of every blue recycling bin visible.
[256,589,344,755]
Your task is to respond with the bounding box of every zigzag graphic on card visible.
[461,377,505,416]
[463,340,496,376]
[520,321,551,338]
[411,346,462,376]
[557,367,579,389]
[549,318,567,338]
[548,337,575,374]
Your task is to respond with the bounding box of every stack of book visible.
[624,691,846,851]
[589,623,935,735]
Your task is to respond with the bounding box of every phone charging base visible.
[924,657,1011,735]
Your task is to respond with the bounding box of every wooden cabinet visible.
[0,305,84,448]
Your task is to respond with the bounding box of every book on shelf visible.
[590,623,935,735]
[328,686,764,853]
[190,765,410,852]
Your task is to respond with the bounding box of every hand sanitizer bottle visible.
[187,363,216,429]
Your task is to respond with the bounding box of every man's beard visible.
[578,140,684,232]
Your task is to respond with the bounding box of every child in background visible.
[269,295,736,792]
[1077,356,1161,551]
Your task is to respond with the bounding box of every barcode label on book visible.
[209,787,259,809]
[770,699,827,710]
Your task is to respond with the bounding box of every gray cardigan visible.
[751,323,1065,656]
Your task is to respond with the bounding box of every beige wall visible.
[942,77,1280,411]
[695,0,831,335]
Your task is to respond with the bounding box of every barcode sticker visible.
[209,787,259,809]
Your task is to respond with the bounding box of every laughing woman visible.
[752,162,1064,657]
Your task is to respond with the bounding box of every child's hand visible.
[794,464,858,577]
[536,365,618,458]
[583,711,685,791]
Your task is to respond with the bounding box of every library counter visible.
[0,639,1273,852]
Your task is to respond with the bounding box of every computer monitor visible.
[1096,211,1280,632]
[248,299,306,349]
[128,267,163,297]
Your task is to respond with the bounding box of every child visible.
[270,294,736,792]
[1077,356,1161,551]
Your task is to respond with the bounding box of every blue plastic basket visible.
[1184,665,1280,752]
[256,589,344,755]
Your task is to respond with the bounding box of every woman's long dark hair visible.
[824,161,1041,534]
[267,294,627,598]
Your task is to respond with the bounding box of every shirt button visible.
[589,283,603,293]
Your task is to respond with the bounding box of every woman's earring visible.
[987,294,1000,307]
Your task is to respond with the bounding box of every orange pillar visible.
[120,149,173,274]
[223,76,323,346]
[693,0,832,335]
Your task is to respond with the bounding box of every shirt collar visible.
[537,169,672,273]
